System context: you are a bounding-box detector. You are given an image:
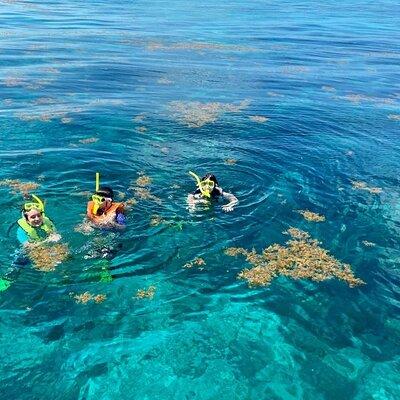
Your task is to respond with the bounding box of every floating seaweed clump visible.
[297,210,325,222]
[28,243,69,272]
[321,86,336,92]
[157,77,173,85]
[225,228,365,288]
[351,180,383,194]
[249,115,269,123]
[183,257,206,269]
[130,187,162,204]
[73,292,107,304]
[125,197,138,207]
[168,100,250,128]
[135,286,156,299]
[0,179,39,195]
[74,221,95,235]
[79,137,99,144]
[136,172,152,187]
[362,240,376,247]
[133,113,146,122]
[149,214,164,226]
[144,40,256,53]
[136,126,148,133]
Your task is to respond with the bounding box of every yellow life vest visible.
[17,216,55,241]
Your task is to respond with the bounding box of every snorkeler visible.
[16,194,61,246]
[187,171,238,212]
[86,173,126,228]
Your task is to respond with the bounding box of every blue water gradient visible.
[1,1,400,399]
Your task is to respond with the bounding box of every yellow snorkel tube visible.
[189,171,212,198]
[92,172,101,214]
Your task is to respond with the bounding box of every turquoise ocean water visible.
[1,1,400,398]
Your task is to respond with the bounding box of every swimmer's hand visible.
[222,192,238,212]
[222,204,235,212]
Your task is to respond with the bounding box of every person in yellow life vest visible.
[87,187,126,228]
[16,194,61,246]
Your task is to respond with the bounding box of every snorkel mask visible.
[189,171,215,198]
[23,194,45,213]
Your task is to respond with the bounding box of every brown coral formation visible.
[225,228,364,288]
[135,286,156,299]
[28,243,69,272]
[351,180,383,194]
[297,210,326,222]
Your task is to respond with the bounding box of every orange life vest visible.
[87,201,124,224]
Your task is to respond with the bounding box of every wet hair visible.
[201,173,218,186]
[95,186,114,199]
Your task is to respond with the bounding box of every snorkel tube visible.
[31,194,44,212]
[92,172,101,214]
[189,171,211,198]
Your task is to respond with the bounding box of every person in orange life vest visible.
[87,187,126,228]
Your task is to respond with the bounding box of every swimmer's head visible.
[92,186,114,213]
[22,194,45,226]
[200,173,217,196]
[95,186,114,200]
[23,208,44,227]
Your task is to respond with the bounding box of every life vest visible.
[17,216,55,241]
[87,201,124,223]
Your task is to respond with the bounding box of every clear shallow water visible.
[1,1,400,399]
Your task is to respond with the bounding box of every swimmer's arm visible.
[221,191,238,212]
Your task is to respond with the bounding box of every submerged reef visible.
[28,243,69,272]
[225,228,364,288]
[168,100,250,128]
[297,210,325,222]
